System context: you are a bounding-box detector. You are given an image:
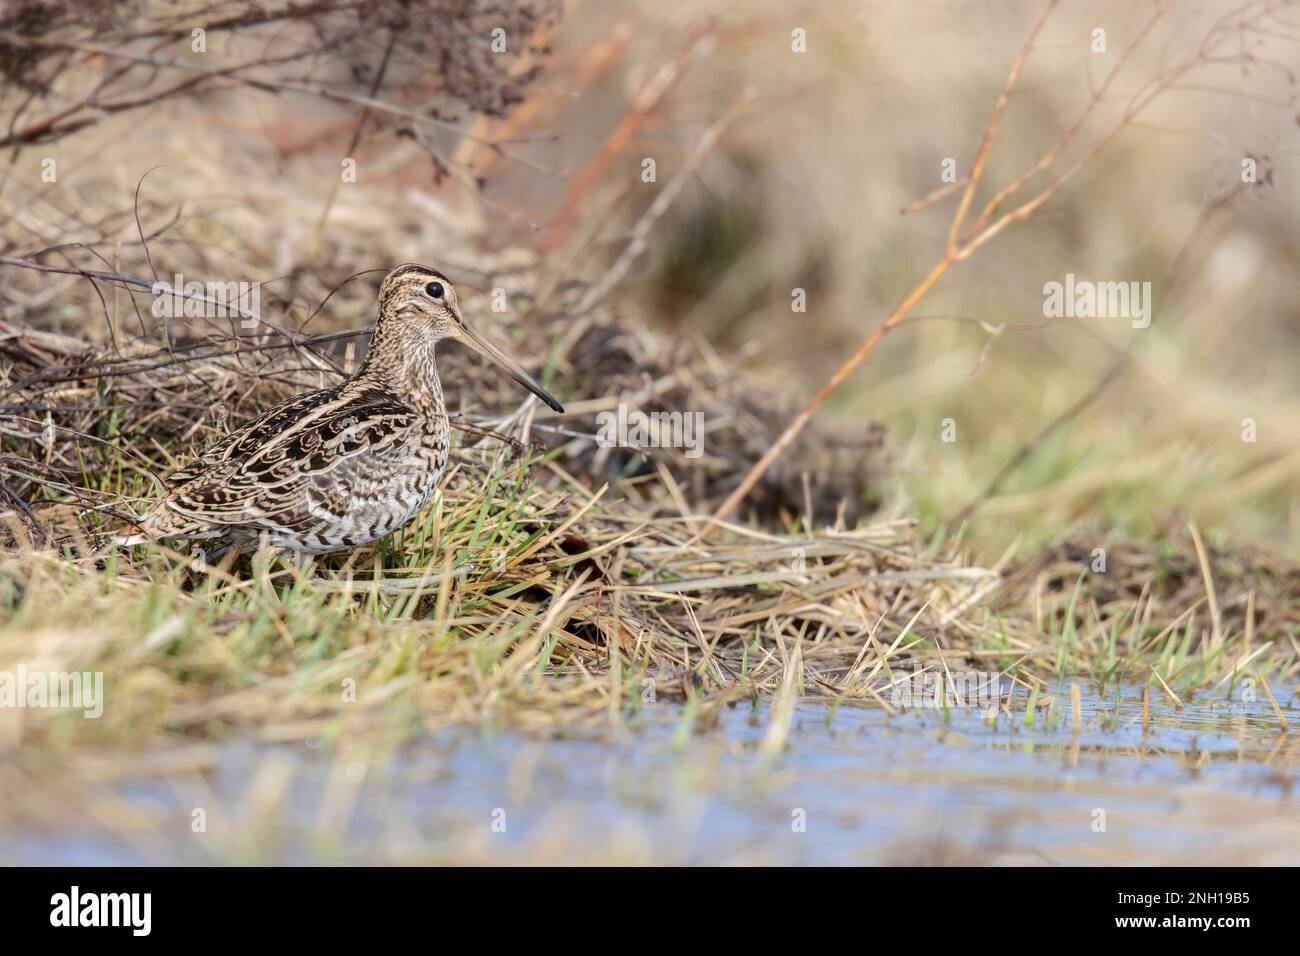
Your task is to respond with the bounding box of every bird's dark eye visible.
[425,281,444,300]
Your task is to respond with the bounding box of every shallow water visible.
[5,683,1297,865]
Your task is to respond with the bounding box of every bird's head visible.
[377,263,564,413]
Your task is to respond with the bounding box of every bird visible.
[111,263,564,560]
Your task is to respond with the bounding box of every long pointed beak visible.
[456,322,565,413]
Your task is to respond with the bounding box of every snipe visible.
[113,263,564,558]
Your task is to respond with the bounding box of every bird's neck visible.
[358,320,445,418]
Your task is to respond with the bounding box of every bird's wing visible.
[162,389,336,489]
[156,390,421,531]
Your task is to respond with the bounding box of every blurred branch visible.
[545,20,716,252]
[946,1,1060,257]
[899,178,969,216]
[0,39,341,148]
[0,0,561,196]
[572,87,755,315]
[947,164,1267,526]
[0,254,344,376]
[308,26,399,251]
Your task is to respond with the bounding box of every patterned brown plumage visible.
[113,264,564,558]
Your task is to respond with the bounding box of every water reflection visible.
[2,683,1296,864]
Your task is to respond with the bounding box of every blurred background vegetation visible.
[572,1,1300,559]
[4,0,1298,559]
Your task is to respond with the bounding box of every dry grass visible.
[1,282,1295,765]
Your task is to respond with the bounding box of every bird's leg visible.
[272,548,317,577]
[189,541,243,574]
